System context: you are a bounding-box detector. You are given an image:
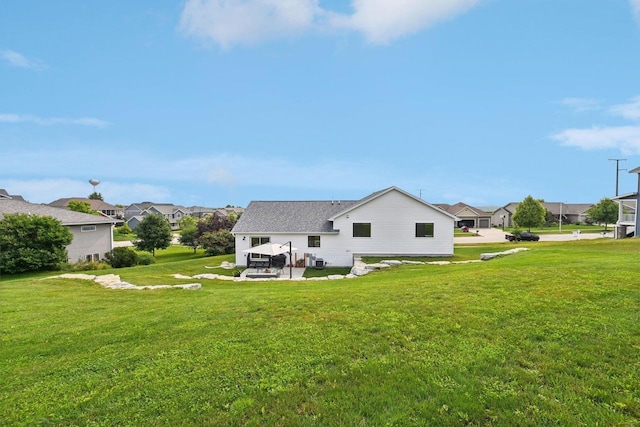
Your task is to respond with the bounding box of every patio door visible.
[250,237,270,259]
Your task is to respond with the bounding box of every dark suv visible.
[505,231,540,242]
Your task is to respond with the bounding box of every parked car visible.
[505,231,540,242]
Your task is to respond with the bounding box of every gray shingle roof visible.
[48,197,119,211]
[232,200,358,233]
[0,199,115,225]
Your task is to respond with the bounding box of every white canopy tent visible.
[241,242,298,256]
[242,242,298,278]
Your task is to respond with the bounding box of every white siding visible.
[67,223,114,262]
[328,189,454,265]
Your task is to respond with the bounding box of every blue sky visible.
[2,0,640,208]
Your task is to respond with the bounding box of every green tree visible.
[134,213,172,256]
[179,225,199,253]
[199,229,235,256]
[178,215,197,230]
[0,213,73,274]
[586,198,618,231]
[88,192,104,201]
[512,195,546,231]
[68,200,98,215]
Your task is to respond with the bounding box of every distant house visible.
[435,202,493,229]
[48,197,124,220]
[189,206,244,219]
[493,202,593,228]
[125,202,244,230]
[125,203,189,230]
[0,192,116,262]
[232,187,459,268]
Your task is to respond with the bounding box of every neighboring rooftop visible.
[0,198,116,225]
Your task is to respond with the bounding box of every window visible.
[93,253,100,261]
[416,223,434,237]
[353,223,371,237]
[81,225,96,232]
[250,237,270,259]
[308,235,321,248]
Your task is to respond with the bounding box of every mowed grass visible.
[1,239,639,426]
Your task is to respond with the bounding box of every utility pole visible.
[609,158,627,196]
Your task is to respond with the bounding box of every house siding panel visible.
[66,223,114,262]
[329,190,454,264]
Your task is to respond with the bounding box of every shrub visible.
[136,252,156,265]
[0,213,73,274]
[105,247,138,268]
[61,260,110,272]
[115,223,133,236]
[199,230,235,256]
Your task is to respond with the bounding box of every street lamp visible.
[559,202,563,233]
[500,215,505,231]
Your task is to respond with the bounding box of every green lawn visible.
[1,239,639,426]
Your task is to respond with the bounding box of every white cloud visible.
[0,49,45,70]
[560,97,600,112]
[179,0,323,48]
[0,113,110,128]
[335,0,479,44]
[179,0,480,48]
[552,125,640,155]
[553,95,640,155]
[609,96,640,121]
[632,0,640,23]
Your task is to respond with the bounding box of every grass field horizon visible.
[1,239,638,425]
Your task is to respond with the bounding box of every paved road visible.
[454,227,613,244]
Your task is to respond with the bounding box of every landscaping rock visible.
[56,273,96,281]
[481,247,529,261]
[380,260,403,266]
[350,266,370,276]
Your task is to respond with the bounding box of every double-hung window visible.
[250,237,270,259]
[353,223,371,238]
[415,223,434,237]
[308,235,321,248]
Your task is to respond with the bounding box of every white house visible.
[0,193,116,262]
[232,187,459,268]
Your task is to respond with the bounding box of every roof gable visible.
[329,187,458,221]
[233,187,458,234]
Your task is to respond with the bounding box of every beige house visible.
[1,191,116,262]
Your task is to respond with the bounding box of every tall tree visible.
[179,225,199,253]
[134,213,172,256]
[88,192,104,201]
[512,196,546,231]
[0,213,73,274]
[68,200,98,215]
[586,198,618,231]
[196,213,233,236]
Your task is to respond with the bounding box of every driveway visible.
[454,227,613,244]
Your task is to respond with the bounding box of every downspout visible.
[631,166,640,238]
